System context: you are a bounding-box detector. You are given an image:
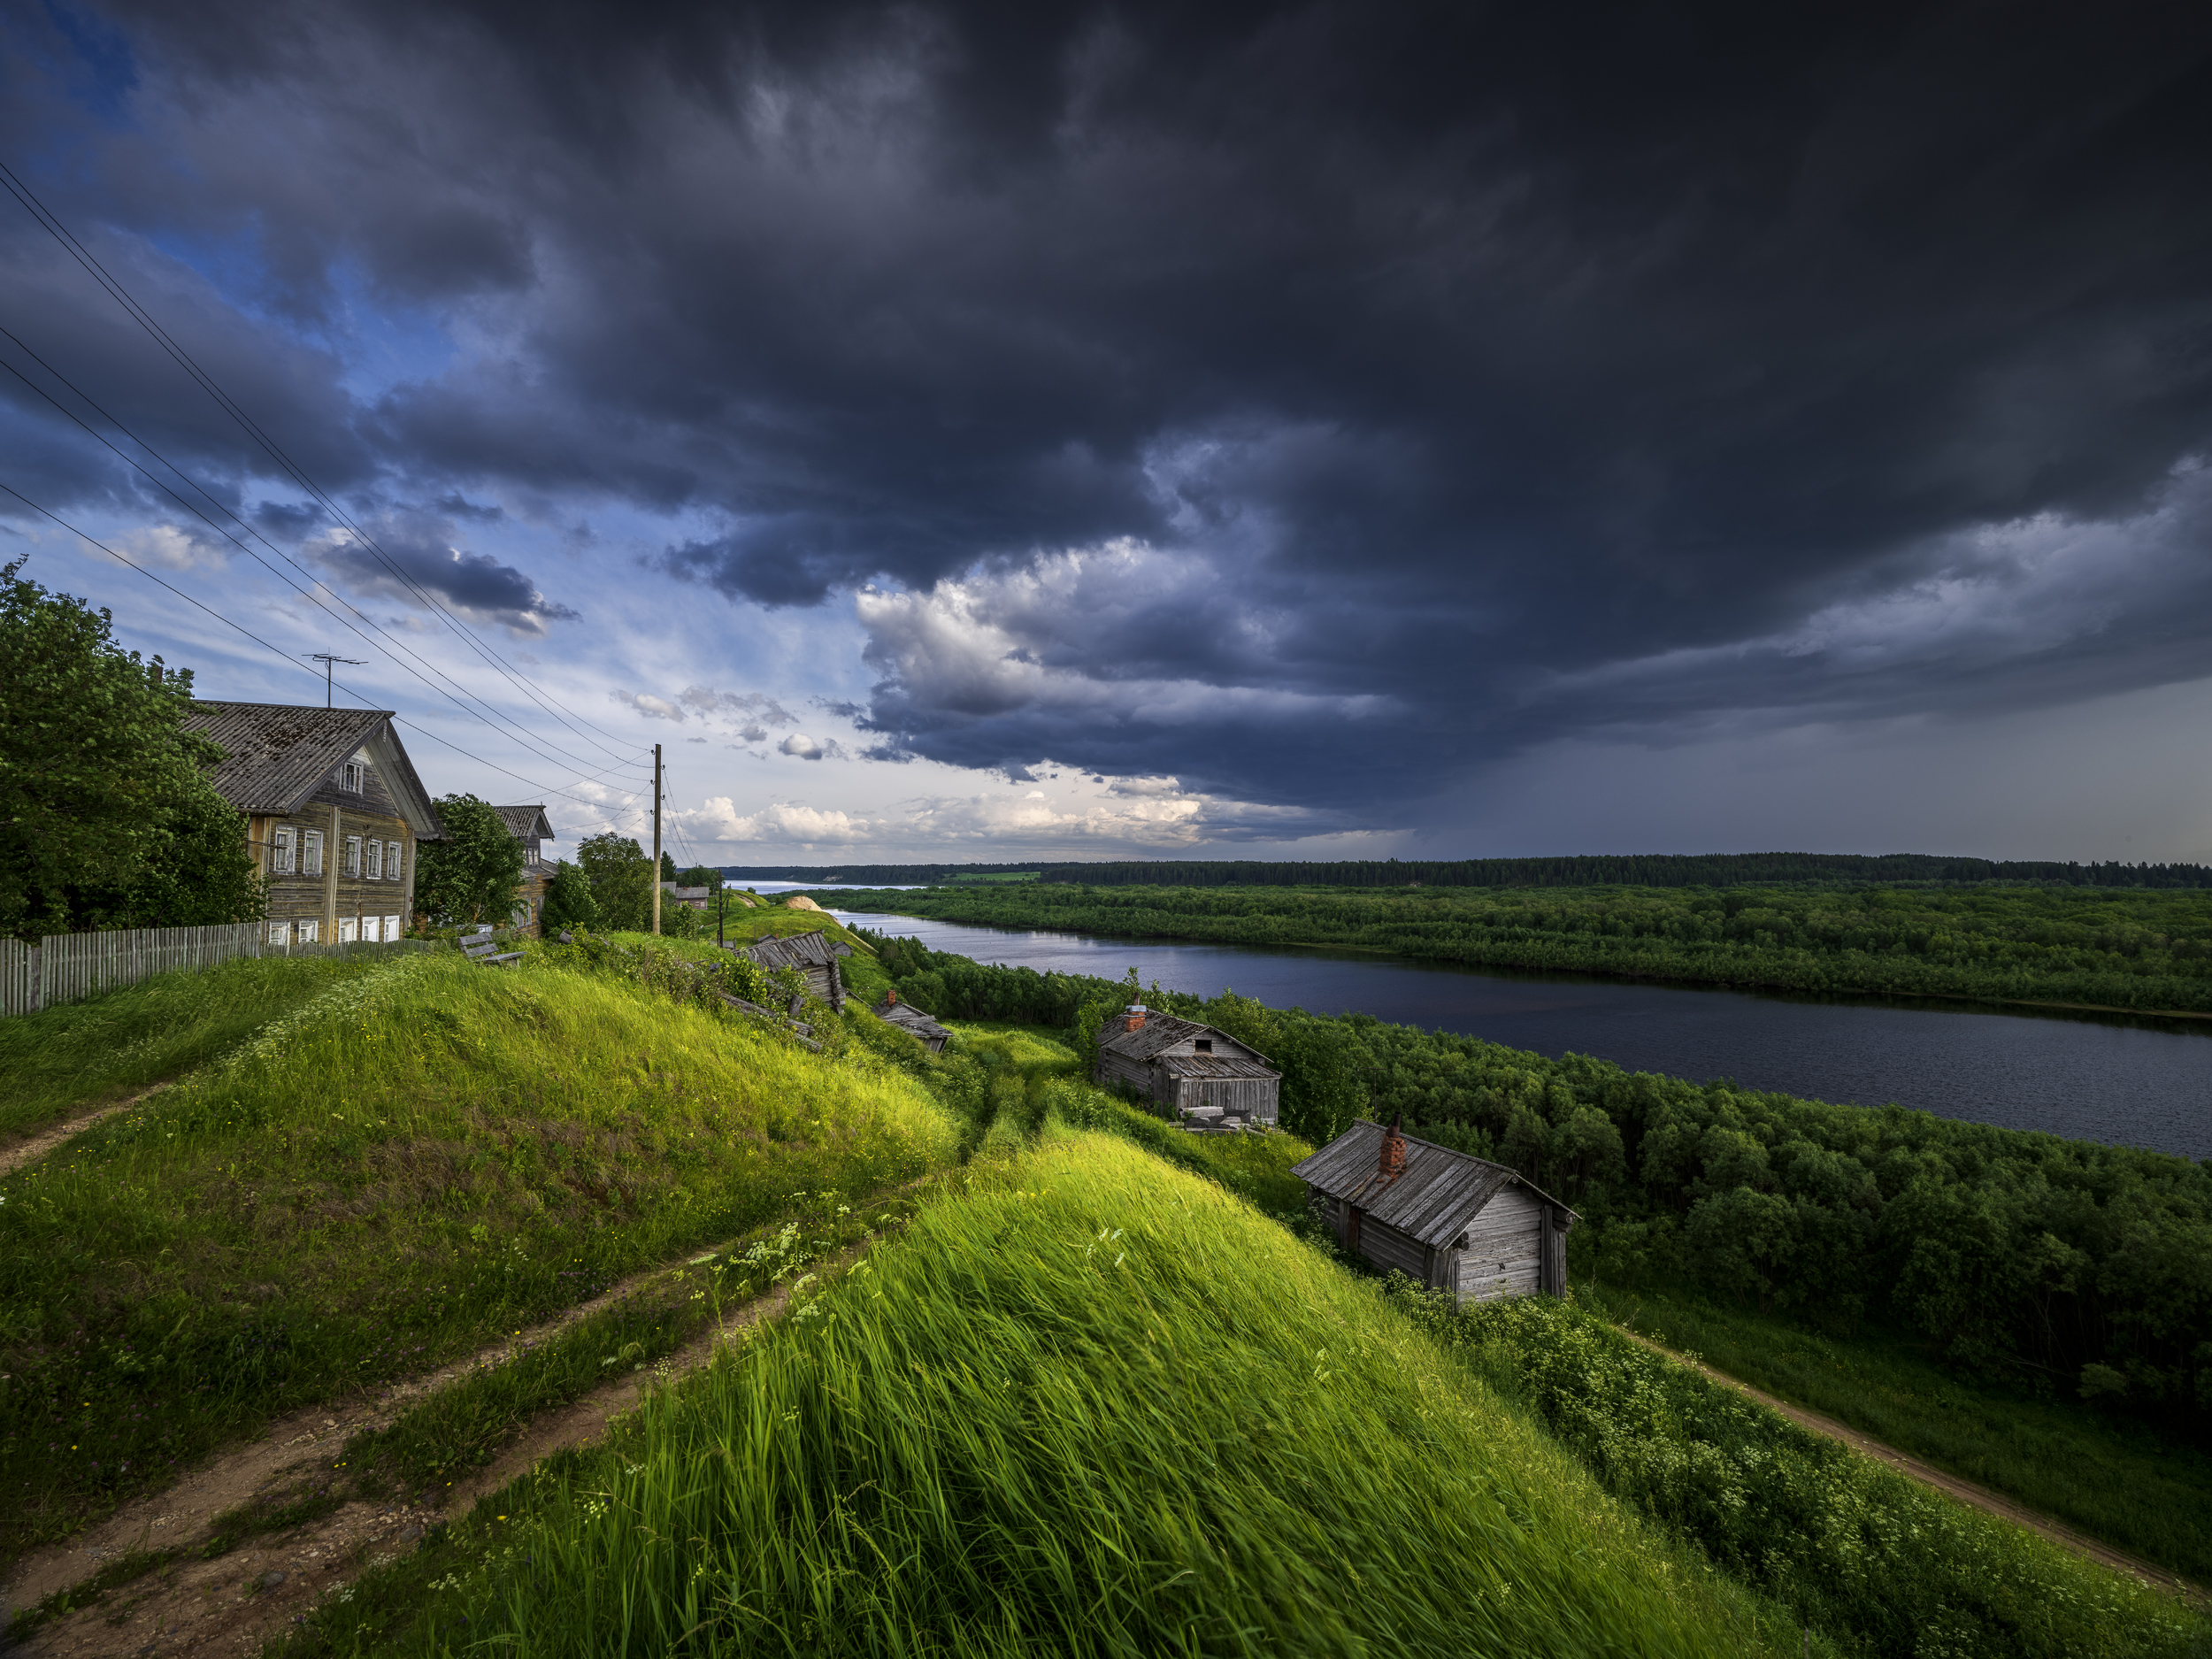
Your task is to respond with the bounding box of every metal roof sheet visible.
[180,701,439,833]
[1289,1121,1576,1248]
[1156,1054,1279,1079]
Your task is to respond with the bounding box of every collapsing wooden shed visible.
[1292,1118,1575,1302]
[872,989,951,1051]
[733,930,852,1006]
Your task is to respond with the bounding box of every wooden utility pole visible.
[651,742,663,936]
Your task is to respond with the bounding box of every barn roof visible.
[1290,1121,1576,1249]
[493,804,555,841]
[874,996,951,1044]
[1156,1053,1279,1080]
[1097,1011,1275,1069]
[740,931,854,972]
[180,702,439,834]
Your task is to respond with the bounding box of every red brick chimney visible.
[1379,1112,1407,1184]
[1124,1004,1148,1032]
[886,989,898,1004]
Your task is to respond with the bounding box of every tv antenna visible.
[306,652,365,708]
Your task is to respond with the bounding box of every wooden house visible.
[493,805,556,936]
[1292,1118,1574,1302]
[182,702,441,945]
[873,989,951,1051]
[1094,1005,1280,1130]
[659,883,715,910]
[736,930,851,1004]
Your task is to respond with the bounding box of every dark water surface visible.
[827,907,2212,1161]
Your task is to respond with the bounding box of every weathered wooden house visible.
[1292,1118,1575,1302]
[737,930,851,1004]
[493,805,556,936]
[182,702,441,946]
[873,989,951,1051]
[1094,1005,1280,1130]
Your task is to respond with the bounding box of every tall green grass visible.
[1587,1280,2212,1586]
[1391,1285,2208,1658]
[293,1133,1802,1657]
[0,953,374,1139]
[0,949,957,1559]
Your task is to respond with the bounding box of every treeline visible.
[1038,853,2212,889]
[721,862,1061,884]
[835,882,2212,1013]
[860,926,2212,1439]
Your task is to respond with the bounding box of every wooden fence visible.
[0,923,429,1018]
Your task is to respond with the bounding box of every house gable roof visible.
[739,931,853,973]
[1290,1121,1576,1249]
[493,804,555,841]
[1096,1012,1275,1069]
[874,996,951,1044]
[180,702,440,835]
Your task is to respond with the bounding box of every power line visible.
[0,328,632,780]
[0,157,641,765]
[0,481,645,809]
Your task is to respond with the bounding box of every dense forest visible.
[831,881,2212,1014]
[857,927,2212,1440]
[731,853,2212,889]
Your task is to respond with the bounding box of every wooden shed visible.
[1094,1005,1280,1131]
[1292,1118,1575,1302]
[872,990,951,1051]
[735,929,851,1005]
[492,805,556,936]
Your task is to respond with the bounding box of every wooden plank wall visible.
[1455,1185,1544,1302]
[1356,1216,1429,1282]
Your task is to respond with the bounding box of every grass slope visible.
[286,1133,1801,1658]
[0,947,956,1560]
[0,954,376,1141]
[1589,1281,2212,1587]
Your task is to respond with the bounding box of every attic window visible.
[1194,1039,1213,1053]
[342,762,363,792]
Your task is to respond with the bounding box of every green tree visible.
[660,849,679,882]
[414,795,526,926]
[678,862,722,888]
[578,833,654,931]
[0,558,261,939]
[540,858,599,933]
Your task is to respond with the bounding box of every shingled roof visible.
[1290,1121,1575,1250]
[739,931,853,972]
[493,804,555,841]
[180,702,440,834]
[1096,1011,1275,1067]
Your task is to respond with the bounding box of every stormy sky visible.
[6,0,2212,864]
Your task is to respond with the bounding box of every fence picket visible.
[0,920,426,1018]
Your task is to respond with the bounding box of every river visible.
[789,895,2212,1160]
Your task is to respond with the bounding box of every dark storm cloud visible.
[307,508,579,635]
[8,0,2212,813]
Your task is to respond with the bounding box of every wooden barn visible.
[735,930,851,1005]
[1292,1118,1575,1302]
[873,989,951,1051]
[1094,1005,1280,1130]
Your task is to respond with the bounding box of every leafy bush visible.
[1389,1283,2204,1659]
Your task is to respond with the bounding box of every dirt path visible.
[1615,1324,2208,1605]
[2,1245,843,1658]
[0,1086,173,1179]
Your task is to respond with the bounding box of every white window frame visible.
[342,761,363,792]
[366,839,383,880]
[338,918,358,943]
[303,830,324,877]
[388,840,404,880]
[297,919,319,943]
[345,835,362,877]
[272,826,296,875]
[268,920,291,946]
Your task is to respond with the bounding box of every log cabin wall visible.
[258,750,415,943]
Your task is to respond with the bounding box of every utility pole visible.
[306,653,364,708]
[651,742,663,936]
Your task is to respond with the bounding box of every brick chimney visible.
[1379,1112,1407,1184]
[1124,1003,1148,1032]
[886,989,897,1004]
